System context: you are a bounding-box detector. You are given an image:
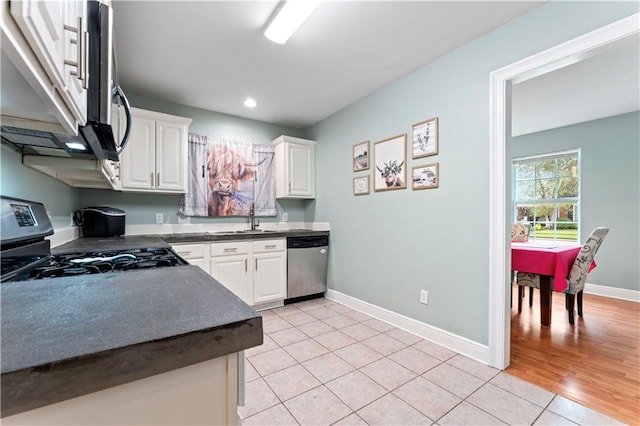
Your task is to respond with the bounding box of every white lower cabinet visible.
[171,243,210,274]
[209,239,286,309]
[172,238,286,308]
[252,240,287,305]
[210,241,251,304]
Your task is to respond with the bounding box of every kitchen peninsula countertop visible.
[0,265,263,417]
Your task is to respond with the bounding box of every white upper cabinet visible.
[2,0,88,133]
[120,108,192,193]
[273,135,316,199]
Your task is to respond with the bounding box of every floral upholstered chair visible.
[516,227,609,325]
[564,227,609,325]
[511,223,530,242]
[511,223,532,309]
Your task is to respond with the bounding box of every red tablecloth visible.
[511,243,594,292]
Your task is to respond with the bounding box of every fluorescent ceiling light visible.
[244,98,257,108]
[264,0,321,44]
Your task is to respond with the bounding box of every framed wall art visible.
[353,141,369,171]
[411,117,438,159]
[353,175,370,195]
[412,162,439,190]
[373,134,407,191]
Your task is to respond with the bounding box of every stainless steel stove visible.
[1,196,186,283]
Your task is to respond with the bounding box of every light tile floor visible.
[239,297,625,426]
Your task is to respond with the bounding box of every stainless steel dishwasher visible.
[286,235,329,303]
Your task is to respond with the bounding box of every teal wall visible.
[307,2,638,344]
[1,145,79,229]
[512,112,640,292]
[78,94,311,225]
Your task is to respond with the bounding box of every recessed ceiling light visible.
[264,0,322,44]
[244,98,257,108]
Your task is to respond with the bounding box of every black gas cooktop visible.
[1,196,187,283]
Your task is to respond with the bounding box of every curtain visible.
[179,133,276,217]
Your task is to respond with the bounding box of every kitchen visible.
[2,1,639,425]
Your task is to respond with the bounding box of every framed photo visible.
[412,163,439,190]
[353,176,370,195]
[412,117,438,159]
[373,134,407,191]
[353,141,370,171]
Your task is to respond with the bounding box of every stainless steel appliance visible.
[1,196,185,283]
[286,235,329,303]
[1,0,131,161]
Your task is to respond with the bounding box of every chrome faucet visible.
[249,203,260,231]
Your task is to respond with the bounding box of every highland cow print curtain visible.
[179,133,276,217]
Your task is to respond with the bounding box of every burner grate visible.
[25,247,187,280]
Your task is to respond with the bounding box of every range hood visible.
[22,155,120,190]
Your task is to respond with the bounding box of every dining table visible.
[511,242,594,326]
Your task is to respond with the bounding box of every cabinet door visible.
[62,0,86,124]
[253,252,286,305]
[287,143,315,197]
[11,0,67,94]
[155,120,187,192]
[121,114,156,190]
[211,255,251,305]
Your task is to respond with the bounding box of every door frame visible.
[488,13,639,369]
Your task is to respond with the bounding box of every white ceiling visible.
[511,36,640,136]
[112,0,544,129]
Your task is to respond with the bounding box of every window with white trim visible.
[512,149,580,242]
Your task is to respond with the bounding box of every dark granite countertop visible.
[52,229,329,253]
[52,235,170,254]
[0,266,263,417]
[162,228,330,244]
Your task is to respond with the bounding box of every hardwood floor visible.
[506,285,640,425]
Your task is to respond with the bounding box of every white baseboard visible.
[585,283,640,303]
[325,289,490,365]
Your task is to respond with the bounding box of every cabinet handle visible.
[150,173,155,187]
[202,165,205,178]
[223,248,238,253]
[265,244,277,249]
[255,259,258,271]
[156,172,160,187]
[82,30,89,89]
[245,259,247,272]
[64,17,83,83]
[177,251,191,256]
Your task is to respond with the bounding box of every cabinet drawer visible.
[211,241,249,257]
[172,243,206,259]
[253,239,285,253]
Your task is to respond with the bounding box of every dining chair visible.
[511,223,532,310]
[564,227,609,325]
[516,227,609,325]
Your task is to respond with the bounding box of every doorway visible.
[487,13,639,370]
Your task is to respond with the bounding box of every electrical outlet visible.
[420,290,429,305]
[155,213,163,224]
[282,212,288,222]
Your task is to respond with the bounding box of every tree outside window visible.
[512,150,580,242]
